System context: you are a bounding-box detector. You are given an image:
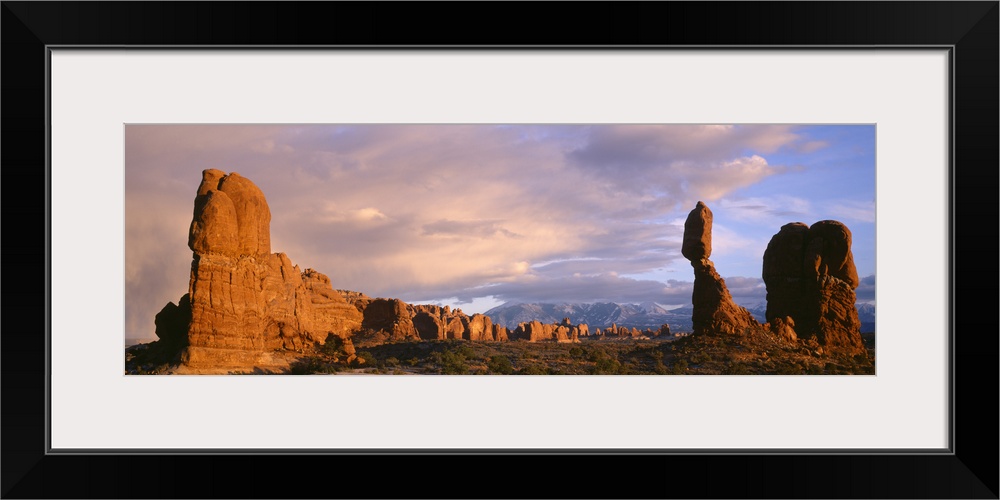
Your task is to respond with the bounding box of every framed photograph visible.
[3,2,996,498]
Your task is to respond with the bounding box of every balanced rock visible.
[762,220,864,353]
[170,170,363,370]
[681,201,713,261]
[682,202,759,336]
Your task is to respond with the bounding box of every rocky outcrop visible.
[682,202,759,336]
[655,324,671,337]
[762,220,864,354]
[407,305,509,342]
[510,319,584,342]
[153,293,191,352]
[443,316,465,340]
[338,290,373,313]
[361,298,420,341]
[165,170,363,370]
[463,313,494,341]
[491,323,509,342]
[413,311,445,340]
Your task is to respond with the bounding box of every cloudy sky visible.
[124,124,875,339]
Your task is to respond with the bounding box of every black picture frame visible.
[3,2,997,498]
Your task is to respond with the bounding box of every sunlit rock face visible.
[762,220,864,354]
[682,201,759,336]
[407,305,510,342]
[361,298,419,341]
[155,169,363,370]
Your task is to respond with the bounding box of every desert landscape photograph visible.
[124,124,875,375]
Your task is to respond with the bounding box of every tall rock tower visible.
[154,169,363,370]
[681,201,759,335]
[762,220,865,354]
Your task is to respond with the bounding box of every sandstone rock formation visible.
[361,298,420,341]
[413,311,445,340]
[338,290,373,313]
[656,324,671,337]
[157,169,363,370]
[406,304,510,342]
[443,316,465,339]
[762,220,864,354]
[153,294,191,355]
[494,324,509,341]
[682,201,759,336]
[510,319,584,342]
[463,313,494,341]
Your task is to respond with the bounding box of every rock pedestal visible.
[682,202,759,336]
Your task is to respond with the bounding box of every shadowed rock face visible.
[762,222,810,323]
[158,170,363,370]
[682,202,759,336]
[762,220,864,354]
[362,298,419,341]
[413,311,445,340]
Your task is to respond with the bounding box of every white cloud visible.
[124,124,845,330]
[825,199,876,224]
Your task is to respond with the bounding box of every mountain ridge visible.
[485,301,876,333]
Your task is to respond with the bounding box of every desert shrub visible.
[356,351,376,366]
[440,350,468,375]
[487,355,514,375]
[689,351,712,365]
[653,360,669,375]
[407,357,420,366]
[290,357,340,374]
[587,347,610,362]
[518,364,549,375]
[455,345,477,359]
[568,346,584,357]
[592,357,622,375]
[670,359,688,375]
[776,363,804,375]
[723,362,753,375]
[318,335,346,356]
[383,356,400,368]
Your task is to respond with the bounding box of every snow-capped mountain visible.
[484,301,875,333]
[484,301,691,331]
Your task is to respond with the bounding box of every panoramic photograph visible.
[124,124,875,375]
